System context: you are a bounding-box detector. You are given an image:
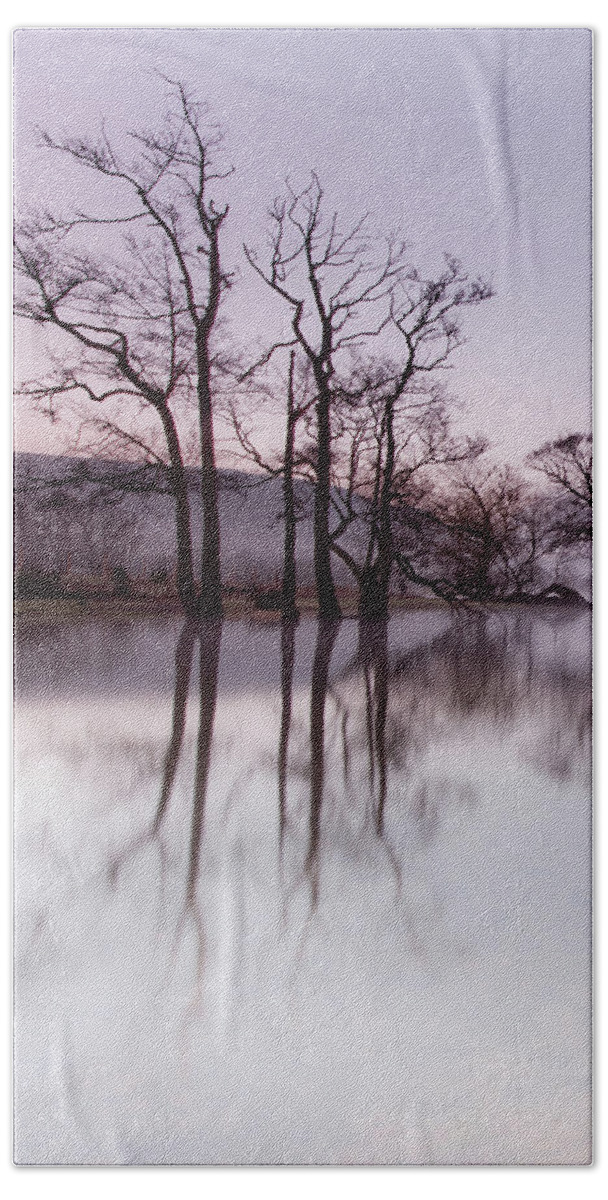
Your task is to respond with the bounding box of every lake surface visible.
[14,610,592,1164]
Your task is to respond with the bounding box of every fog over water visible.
[14,610,591,1164]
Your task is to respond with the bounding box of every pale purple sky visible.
[13,27,592,464]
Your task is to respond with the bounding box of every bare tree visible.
[328,368,487,616]
[347,258,492,618]
[245,182,491,621]
[528,432,592,545]
[244,175,407,618]
[230,350,316,619]
[14,81,233,617]
[419,462,553,602]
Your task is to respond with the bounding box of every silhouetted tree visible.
[245,175,408,618]
[14,81,233,617]
[418,463,553,601]
[329,371,486,613]
[230,350,315,618]
[528,432,592,546]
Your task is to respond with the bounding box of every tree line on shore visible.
[14,83,592,620]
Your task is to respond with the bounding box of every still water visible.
[14,610,591,1164]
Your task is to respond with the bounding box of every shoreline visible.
[13,593,590,627]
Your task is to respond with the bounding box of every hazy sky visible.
[13,27,592,464]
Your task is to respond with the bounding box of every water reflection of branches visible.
[105,608,589,1014]
[358,620,390,834]
[278,619,297,850]
[335,621,403,890]
[305,620,340,911]
[106,618,222,1015]
[278,618,404,931]
[153,623,198,834]
[174,621,222,1013]
[107,621,197,885]
[325,609,590,875]
[386,611,591,774]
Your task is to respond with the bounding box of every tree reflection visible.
[278,618,297,848]
[358,619,389,834]
[305,620,340,908]
[386,610,591,772]
[184,620,222,915]
[153,621,197,834]
[107,619,198,883]
[107,617,222,997]
[103,607,589,1009]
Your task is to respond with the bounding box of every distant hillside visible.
[14,453,591,602]
[13,452,368,590]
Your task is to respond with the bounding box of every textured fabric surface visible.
[13,28,592,1165]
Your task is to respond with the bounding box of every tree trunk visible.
[374,399,396,617]
[358,566,386,620]
[197,343,223,618]
[314,387,341,619]
[372,619,389,834]
[158,405,199,618]
[282,352,299,620]
[474,534,495,601]
[358,400,395,620]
